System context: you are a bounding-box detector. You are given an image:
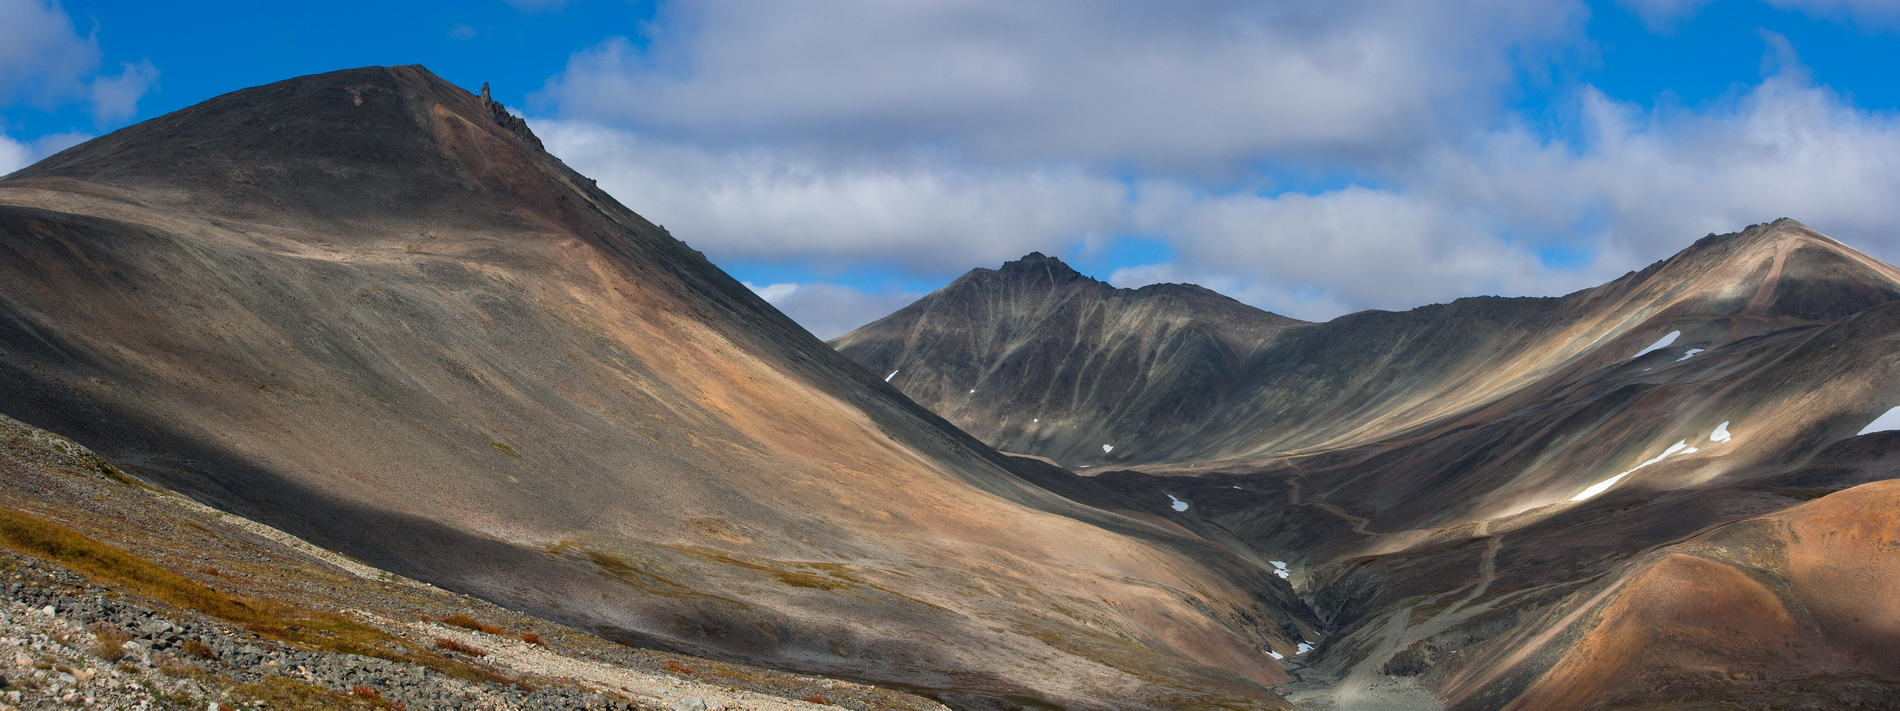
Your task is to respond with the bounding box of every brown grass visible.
[88,623,131,662]
[233,677,392,710]
[662,660,695,675]
[432,638,486,657]
[804,694,830,704]
[181,639,217,660]
[347,685,407,709]
[520,632,542,646]
[440,614,503,634]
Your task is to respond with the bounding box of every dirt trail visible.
[1278,463,1377,536]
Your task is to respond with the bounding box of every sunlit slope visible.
[0,65,1315,710]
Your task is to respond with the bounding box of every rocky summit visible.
[836,221,1900,708]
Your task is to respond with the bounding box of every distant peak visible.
[997,252,1088,280]
[1006,251,1059,266]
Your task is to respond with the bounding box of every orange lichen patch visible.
[1506,554,1801,711]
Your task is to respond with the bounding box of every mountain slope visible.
[0,66,1317,710]
[837,220,1900,708]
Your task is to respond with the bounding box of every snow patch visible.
[1270,561,1288,569]
[1033,418,1038,422]
[1858,407,1900,435]
[1632,331,1680,359]
[1296,643,1314,655]
[1167,494,1189,512]
[1270,561,1289,579]
[885,370,898,382]
[969,389,975,393]
[1710,421,1732,442]
[1102,444,1114,453]
[1676,348,1704,361]
[1570,440,1690,502]
[1267,650,1285,660]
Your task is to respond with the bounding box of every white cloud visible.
[540,54,1900,323]
[0,132,30,175]
[536,118,1127,276]
[537,0,1585,171]
[1118,184,1563,319]
[744,281,923,339]
[1614,0,1717,31]
[1765,0,1900,28]
[88,60,158,125]
[0,0,155,124]
[1419,69,1900,269]
[0,130,89,176]
[0,0,99,105]
[528,7,1900,326]
[1109,58,1900,319]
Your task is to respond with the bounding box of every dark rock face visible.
[837,220,1900,708]
[831,252,1306,464]
[0,66,1315,710]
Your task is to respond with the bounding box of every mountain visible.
[830,252,1307,464]
[835,222,1900,708]
[0,66,1319,710]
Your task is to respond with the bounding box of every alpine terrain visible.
[835,227,1900,709]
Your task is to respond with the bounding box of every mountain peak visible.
[995,251,1089,280]
[5,65,572,232]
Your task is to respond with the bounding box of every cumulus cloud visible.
[88,60,158,125]
[537,119,1127,276]
[744,281,923,339]
[1120,184,1561,319]
[0,0,100,105]
[0,133,30,175]
[529,2,1900,332]
[538,0,1584,171]
[0,0,156,124]
[1107,57,1900,318]
[0,130,89,176]
[543,49,1900,326]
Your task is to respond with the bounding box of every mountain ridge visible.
[836,217,1900,708]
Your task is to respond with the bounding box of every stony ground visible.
[0,413,947,711]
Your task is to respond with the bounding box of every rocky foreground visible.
[0,412,946,711]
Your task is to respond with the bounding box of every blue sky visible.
[5,0,1900,337]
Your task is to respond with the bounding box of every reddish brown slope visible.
[1443,477,1900,710]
